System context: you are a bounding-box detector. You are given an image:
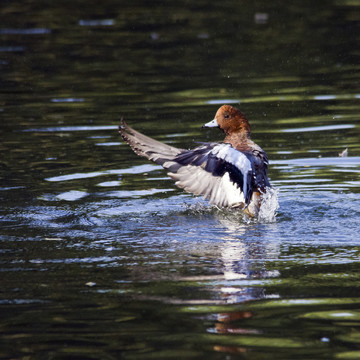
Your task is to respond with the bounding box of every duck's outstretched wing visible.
[119,120,184,165]
[119,122,259,208]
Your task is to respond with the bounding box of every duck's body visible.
[119,105,271,216]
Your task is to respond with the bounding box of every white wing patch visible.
[211,144,252,174]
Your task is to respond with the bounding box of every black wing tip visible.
[118,118,126,132]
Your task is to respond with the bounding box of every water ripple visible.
[0,28,51,35]
[282,124,355,133]
[45,164,161,182]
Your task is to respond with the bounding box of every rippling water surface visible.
[1,1,360,359]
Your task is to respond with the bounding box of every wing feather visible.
[119,120,183,165]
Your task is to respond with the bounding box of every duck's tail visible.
[119,120,184,168]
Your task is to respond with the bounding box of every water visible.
[1,1,360,359]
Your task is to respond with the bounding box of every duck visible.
[119,105,271,216]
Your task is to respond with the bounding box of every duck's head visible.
[203,105,251,136]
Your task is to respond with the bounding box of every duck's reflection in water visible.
[210,216,280,354]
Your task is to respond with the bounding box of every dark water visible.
[1,1,360,359]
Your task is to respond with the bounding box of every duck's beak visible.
[202,118,219,128]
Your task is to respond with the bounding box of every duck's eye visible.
[224,114,230,119]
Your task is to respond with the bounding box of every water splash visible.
[184,188,279,224]
[258,187,280,223]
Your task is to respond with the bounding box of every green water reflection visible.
[1,0,360,359]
